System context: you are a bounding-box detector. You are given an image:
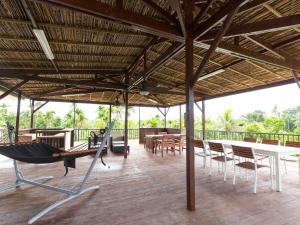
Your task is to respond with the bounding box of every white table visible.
[207,140,300,191]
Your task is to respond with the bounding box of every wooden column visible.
[164,107,167,128]
[179,104,182,132]
[202,99,206,140]
[73,103,76,128]
[124,74,129,159]
[138,106,141,129]
[30,99,34,129]
[184,0,195,211]
[15,91,22,143]
[109,104,112,124]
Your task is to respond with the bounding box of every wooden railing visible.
[197,130,300,145]
[3,128,298,145]
[74,128,139,142]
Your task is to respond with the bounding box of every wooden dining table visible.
[145,134,184,153]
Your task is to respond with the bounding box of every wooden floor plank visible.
[0,140,300,225]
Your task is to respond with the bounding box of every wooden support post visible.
[15,91,22,143]
[179,104,182,132]
[73,103,76,128]
[30,99,34,129]
[138,106,141,129]
[202,99,206,140]
[124,78,129,159]
[291,70,300,90]
[109,105,112,124]
[184,0,195,211]
[164,107,167,128]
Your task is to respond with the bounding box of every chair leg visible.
[233,159,236,185]
[209,157,212,176]
[203,152,206,169]
[254,168,258,194]
[284,158,287,174]
[269,157,273,189]
[224,160,227,182]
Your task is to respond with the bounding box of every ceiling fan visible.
[137,78,170,96]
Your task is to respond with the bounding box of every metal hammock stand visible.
[0,122,114,224]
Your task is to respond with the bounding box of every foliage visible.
[64,105,87,128]
[218,109,236,132]
[263,117,285,133]
[244,110,265,123]
[244,122,266,133]
[141,114,164,128]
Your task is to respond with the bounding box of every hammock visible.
[0,122,114,224]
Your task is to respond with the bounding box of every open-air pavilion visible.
[1,0,300,224]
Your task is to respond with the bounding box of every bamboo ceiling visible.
[0,0,300,107]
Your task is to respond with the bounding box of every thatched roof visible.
[0,0,300,107]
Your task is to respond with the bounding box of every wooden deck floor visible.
[1,141,300,225]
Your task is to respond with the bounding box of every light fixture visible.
[198,69,225,81]
[148,98,158,104]
[62,93,86,97]
[139,80,150,96]
[33,29,54,60]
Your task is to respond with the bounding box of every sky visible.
[1,83,300,122]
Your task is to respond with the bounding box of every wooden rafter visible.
[193,0,248,39]
[0,69,125,75]
[0,80,28,100]
[0,35,146,49]
[141,0,178,25]
[0,17,148,37]
[0,74,125,90]
[128,42,184,89]
[168,0,186,36]
[215,42,300,72]
[244,36,290,60]
[192,4,242,86]
[40,0,182,40]
[201,13,300,41]
[192,0,214,26]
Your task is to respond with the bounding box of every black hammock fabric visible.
[0,143,96,175]
[0,143,64,164]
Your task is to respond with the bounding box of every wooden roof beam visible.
[0,17,149,37]
[0,80,28,100]
[193,0,250,39]
[201,13,300,41]
[192,0,214,27]
[0,69,125,75]
[201,33,300,82]
[128,42,184,89]
[41,0,182,41]
[0,35,146,49]
[0,74,125,90]
[244,36,290,60]
[215,42,300,71]
[141,0,178,25]
[31,97,167,108]
[263,3,300,33]
[192,4,241,86]
[168,0,186,36]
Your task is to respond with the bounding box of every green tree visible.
[244,110,266,123]
[244,122,265,133]
[219,109,236,132]
[263,117,285,133]
[64,105,87,128]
